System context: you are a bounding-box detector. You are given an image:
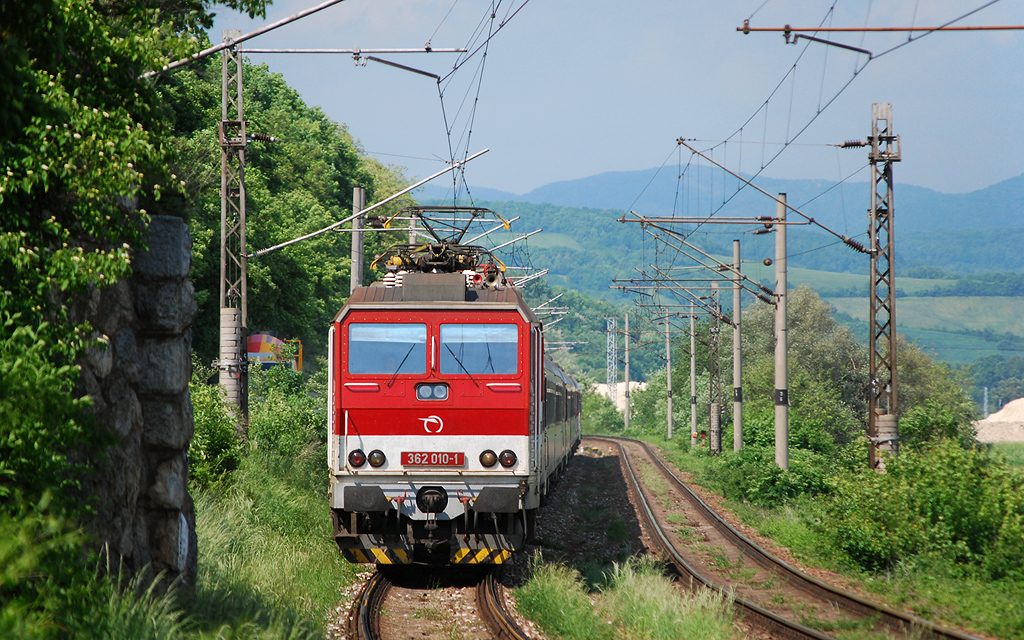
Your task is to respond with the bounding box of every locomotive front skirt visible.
[328,272,581,565]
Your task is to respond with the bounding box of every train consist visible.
[327,207,582,565]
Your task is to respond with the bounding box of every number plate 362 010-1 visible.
[401,452,464,466]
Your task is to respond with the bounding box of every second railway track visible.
[587,435,984,640]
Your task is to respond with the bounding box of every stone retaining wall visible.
[75,215,198,585]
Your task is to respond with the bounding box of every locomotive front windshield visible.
[440,324,518,375]
[348,323,426,375]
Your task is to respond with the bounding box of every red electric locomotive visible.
[327,207,581,565]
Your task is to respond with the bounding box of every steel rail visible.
[589,435,984,640]
[349,571,390,640]
[477,571,534,640]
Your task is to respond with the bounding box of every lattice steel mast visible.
[868,103,901,469]
[219,30,248,429]
[606,317,618,403]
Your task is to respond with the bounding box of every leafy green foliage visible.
[581,379,624,434]
[188,361,244,491]
[813,440,1024,576]
[247,360,326,458]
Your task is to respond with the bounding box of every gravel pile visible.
[975,397,1024,442]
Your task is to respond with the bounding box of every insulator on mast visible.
[842,235,869,253]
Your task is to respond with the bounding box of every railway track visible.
[587,435,984,640]
[348,568,532,640]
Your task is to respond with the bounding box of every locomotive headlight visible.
[348,449,367,468]
[480,450,498,467]
[498,450,518,468]
[416,383,448,400]
[368,450,386,467]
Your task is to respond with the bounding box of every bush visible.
[247,363,325,458]
[712,445,841,508]
[812,440,1024,575]
[188,361,244,491]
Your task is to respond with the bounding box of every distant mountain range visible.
[418,169,1024,233]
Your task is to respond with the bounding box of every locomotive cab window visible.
[440,324,518,375]
[347,323,426,375]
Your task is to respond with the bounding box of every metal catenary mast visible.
[867,103,901,469]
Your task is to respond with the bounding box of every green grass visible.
[515,558,614,640]
[991,442,1024,468]
[187,450,357,639]
[515,555,736,640]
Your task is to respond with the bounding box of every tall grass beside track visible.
[516,555,736,640]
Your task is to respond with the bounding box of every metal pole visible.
[709,283,722,455]
[775,194,789,470]
[665,319,673,440]
[624,313,631,430]
[350,186,365,293]
[690,303,698,448]
[868,102,901,470]
[733,239,743,452]
[219,29,248,431]
[606,318,617,404]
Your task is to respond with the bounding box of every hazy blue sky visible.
[209,0,1023,197]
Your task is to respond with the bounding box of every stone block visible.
[84,338,113,379]
[144,508,190,573]
[112,328,140,385]
[133,216,191,280]
[92,280,135,336]
[134,279,197,335]
[137,336,191,395]
[141,392,194,449]
[103,375,142,440]
[147,454,186,510]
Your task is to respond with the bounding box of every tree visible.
[159,56,414,364]
[1,0,268,631]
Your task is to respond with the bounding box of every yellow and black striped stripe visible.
[450,548,512,564]
[341,548,412,565]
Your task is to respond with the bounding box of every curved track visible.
[348,569,532,640]
[587,435,983,640]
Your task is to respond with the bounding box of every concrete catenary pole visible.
[690,302,698,448]
[774,193,789,470]
[733,239,743,452]
[624,313,631,430]
[709,283,722,455]
[350,187,365,293]
[665,318,673,440]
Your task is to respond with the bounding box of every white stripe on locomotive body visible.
[331,434,529,519]
[327,325,338,470]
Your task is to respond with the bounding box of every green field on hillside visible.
[829,296,1024,337]
[737,261,956,295]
